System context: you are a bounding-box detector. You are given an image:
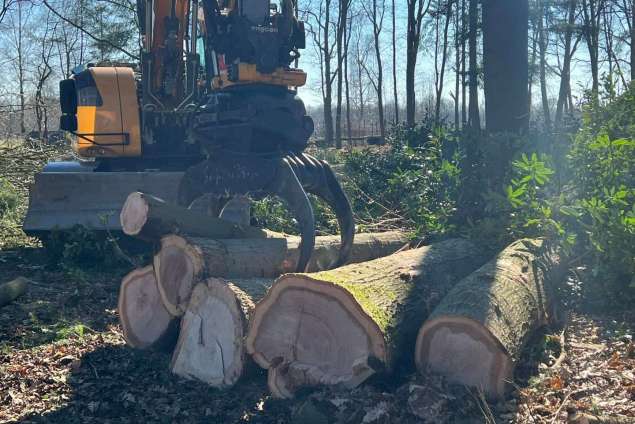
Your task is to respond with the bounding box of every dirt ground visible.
[0,144,633,423]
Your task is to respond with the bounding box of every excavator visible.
[23,0,354,272]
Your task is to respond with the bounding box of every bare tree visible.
[406,0,431,126]
[538,0,551,130]
[580,0,605,97]
[363,0,387,139]
[467,0,480,130]
[556,0,582,126]
[391,0,399,124]
[335,0,352,148]
[433,1,454,126]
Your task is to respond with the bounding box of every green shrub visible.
[341,124,460,237]
[0,178,19,219]
[563,87,635,304]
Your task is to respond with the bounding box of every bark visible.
[245,239,489,398]
[154,232,410,317]
[118,266,179,351]
[482,0,529,134]
[120,192,266,241]
[467,0,480,130]
[170,278,272,387]
[415,239,563,399]
[0,277,28,308]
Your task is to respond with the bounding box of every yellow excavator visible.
[24,0,354,272]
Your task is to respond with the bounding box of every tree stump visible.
[414,239,563,399]
[245,238,489,398]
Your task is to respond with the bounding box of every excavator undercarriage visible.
[24,0,354,272]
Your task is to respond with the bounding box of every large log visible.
[245,239,489,398]
[0,277,28,308]
[170,278,272,387]
[120,192,267,241]
[414,239,563,399]
[118,266,179,351]
[154,231,410,316]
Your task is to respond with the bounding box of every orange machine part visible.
[74,67,142,158]
[151,0,190,100]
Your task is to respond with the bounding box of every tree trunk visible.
[461,0,467,127]
[245,239,489,398]
[154,232,410,317]
[118,266,179,351]
[392,0,399,124]
[556,0,578,126]
[170,278,272,387]
[120,192,266,241]
[631,0,634,82]
[435,4,453,126]
[538,0,551,131]
[468,0,481,130]
[483,0,529,134]
[0,277,29,308]
[415,239,563,399]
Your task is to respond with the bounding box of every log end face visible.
[118,266,175,350]
[415,317,512,400]
[154,237,203,317]
[170,282,246,388]
[246,276,386,397]
[121,192,149,236]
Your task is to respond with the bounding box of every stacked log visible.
[118,216,409,388]
[153,231,411,316]
[170,278,272,387]
[118,266,179,351]
[414,239,563,399]
[120,192,268,241]
[245,239,490,398]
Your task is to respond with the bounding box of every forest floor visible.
[0,144,633,423]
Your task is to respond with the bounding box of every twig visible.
[550,391,573,424]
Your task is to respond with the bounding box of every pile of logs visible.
[118,192,565,400]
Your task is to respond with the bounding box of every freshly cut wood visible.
[154,231,409,316]
[120,192,267,241]
[245,239,489,398]
[0,277,28,308]
[118,266,179,351]
[415,239,563,399]
[170,278,272,387]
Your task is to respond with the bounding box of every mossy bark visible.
[246,238,490,397]
[415,239,564,399]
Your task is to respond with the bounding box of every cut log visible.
[0,277,28,308]
[154,231,410,316]
[120,192,267,241]
[245,238,489,398]
[170,278,272,387]
[414,239,563,399]
[118,266,179,351]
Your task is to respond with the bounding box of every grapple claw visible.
[178,154,315,272]
[268,161,316,272]
[285,153,355,268]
